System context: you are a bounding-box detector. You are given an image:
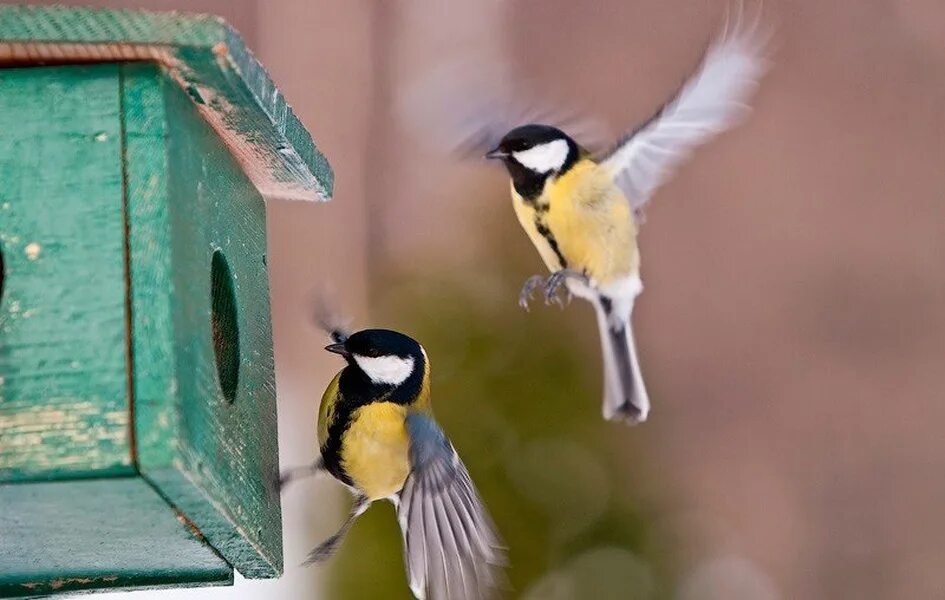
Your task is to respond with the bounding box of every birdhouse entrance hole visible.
[211,249,239,404]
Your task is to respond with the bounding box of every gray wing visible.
[397,412,506,600]
[600,8,770,215]
[397,55,609,158]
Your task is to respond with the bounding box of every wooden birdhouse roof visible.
[0,4,333,203]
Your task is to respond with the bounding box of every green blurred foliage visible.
[324,257,680,598]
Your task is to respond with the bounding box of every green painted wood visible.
[122,63,178,474]
[124,63,283,578]
[0,477,231,597]
[0,7,310,583]
[0,64,133,482]
[0,4,334,203]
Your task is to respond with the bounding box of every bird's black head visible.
[325,328,425,387]
[486,124,577,171]
[485,124,579,198]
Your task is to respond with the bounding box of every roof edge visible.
[0,5,333,202]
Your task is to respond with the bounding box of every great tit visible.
[280,327,505,600]
[485,18,768,424]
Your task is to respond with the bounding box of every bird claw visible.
[542,271,568,307]
[518,275,546,311]
[520,271,589,310]
[543,269,588,308]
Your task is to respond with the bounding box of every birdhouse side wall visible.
[0,64,134,482]
[123,63,283,578]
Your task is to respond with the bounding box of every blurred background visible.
[22,0,945,598]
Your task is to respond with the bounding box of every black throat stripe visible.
[510,163,547,200]
[321,396,355,486]
[319,354,427,487]
[534,215,567,269]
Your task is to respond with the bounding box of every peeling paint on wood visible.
[0,7,304,589]
[124,64,282,578]
[0,60,283,590]
[0,5,334,203]
[0,64,133,482]
[0,478,231,597]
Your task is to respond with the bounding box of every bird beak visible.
[324,343,350,358]
[485,147,507,160]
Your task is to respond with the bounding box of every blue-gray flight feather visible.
[397,412,506,600]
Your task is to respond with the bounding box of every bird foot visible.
[542,269,588,307]
[518,275,546,311]
[519,270,589,310]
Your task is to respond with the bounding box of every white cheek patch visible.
[513,139,569,173]
[354,355,415,385]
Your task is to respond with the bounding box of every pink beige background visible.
[22,0,945,598]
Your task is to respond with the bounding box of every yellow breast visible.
[512,160,639,284]
[340,402,411,500]
[512,186,565,272]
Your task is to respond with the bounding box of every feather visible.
[397,55,610,158]
[591,295,650,423]
[600,4,771,214]
[396,413,506,600]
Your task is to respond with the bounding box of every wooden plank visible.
[124,64,282,578]
[0,64,133,482]
[122,63,178,472]
[0,4,334,203]
[0,477,231,597]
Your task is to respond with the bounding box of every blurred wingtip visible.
[395,56,513,159]
[395,54,616,160]
[717,0,777,67]
[311,286,352,344]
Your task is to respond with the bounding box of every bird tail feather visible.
[591,295,650,424]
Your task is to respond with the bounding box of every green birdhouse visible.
[0,6,333,597]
